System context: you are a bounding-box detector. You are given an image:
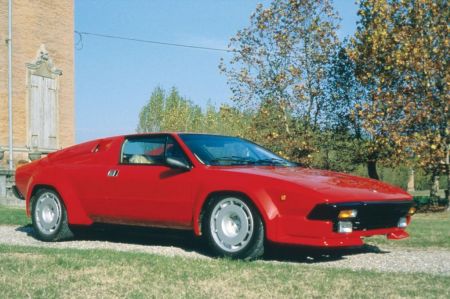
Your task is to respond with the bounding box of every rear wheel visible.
[31,188,74,241]
[203,195,264,260]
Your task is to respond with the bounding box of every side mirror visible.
[166,157,191,171]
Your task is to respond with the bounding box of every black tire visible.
[31,188,74,242]
[202,195,264,260]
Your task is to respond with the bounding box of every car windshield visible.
[179,134,297,167]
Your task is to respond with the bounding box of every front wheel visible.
[203,195,264,260]
[31,188,74,241]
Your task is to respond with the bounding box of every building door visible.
[29,74,58,150]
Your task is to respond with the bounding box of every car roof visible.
[123,132,237,138]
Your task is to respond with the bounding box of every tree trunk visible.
[429,171,440,207]
[445,143,449,210]
[280,105,290,135]
[407,168,415,192]
[367,160,379,180]
[324,147,330,170]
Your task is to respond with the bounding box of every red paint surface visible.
[15,133,413,247]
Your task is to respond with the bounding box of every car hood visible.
[217,166,412,202]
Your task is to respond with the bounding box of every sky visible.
[75,0,359,142]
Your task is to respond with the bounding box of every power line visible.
[75,31,84,50]
[74,30,234,53]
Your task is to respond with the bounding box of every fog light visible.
[398,217,407,228]
[338,221,353,233]
[338,209,357,219]
[408,207,416,216]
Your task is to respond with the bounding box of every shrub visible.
[413,196,449,211]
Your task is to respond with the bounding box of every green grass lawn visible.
[366,211,450,249]
[0,245,449,299]
[411,189,446,198]
[0,204,29,226]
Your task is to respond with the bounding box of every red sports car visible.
[14,133,415,259]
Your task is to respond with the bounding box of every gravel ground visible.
[0,225,449,276]
[0,225,206,259]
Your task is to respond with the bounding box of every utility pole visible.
[7,0,13,170]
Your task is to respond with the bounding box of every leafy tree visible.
[220,0,340,163]
[401,0,449,203]
[217,105,253,138]
[350,0,449,202]
[137,87,251,137]
[137,87,201,133]
[325,46,364,134]
[137,86,165,133]
[349,1,410,179]
[317,44,371,173]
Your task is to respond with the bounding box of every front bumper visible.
[308,200,412,231]
[272,200,412,247]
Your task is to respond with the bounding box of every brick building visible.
[0,0,74,199]
[0,0,74,164]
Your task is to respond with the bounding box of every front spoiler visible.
[386,230,409,240]
[274,227,410,247]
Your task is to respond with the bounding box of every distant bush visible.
[413,196,449,210]
[349,164,448,191]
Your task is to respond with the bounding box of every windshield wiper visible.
[209,156,292,166]
[252,158,290,166]
[209,156,255,165]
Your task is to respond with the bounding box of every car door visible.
[104,135,194,228]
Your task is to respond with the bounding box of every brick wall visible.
[0,0,74,167]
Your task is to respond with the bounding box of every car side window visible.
[166,137,190,165]
[121,136,166,165]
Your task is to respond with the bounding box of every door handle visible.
[107,169,119,177]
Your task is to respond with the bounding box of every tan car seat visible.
[129,155,153,164]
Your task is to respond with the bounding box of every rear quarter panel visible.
[16,138,121,225]
[24,161,93,224]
